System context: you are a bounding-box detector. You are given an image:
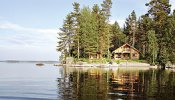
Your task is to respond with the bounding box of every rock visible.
[66,57,74,64]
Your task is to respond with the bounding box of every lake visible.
[0,62,175,100]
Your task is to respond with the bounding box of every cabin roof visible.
[113,43,140,53]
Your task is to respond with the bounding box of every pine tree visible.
[79,7,98,58]
[101,0,112,20]
[98,11,108,58]
[92,4,109,58]
[92,4,102,58]
[57,14,74,60]
[136,15,153,58]
[110,21,125,51]
[147,30,158,65]
[71,2,81,59]
[165,12,175,63]
[146,0,171,66]
[101,0,112,59]
[124,10,137,47]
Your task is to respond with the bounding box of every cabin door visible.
[123,53,130,60]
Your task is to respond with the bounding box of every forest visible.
[57,0,175,66]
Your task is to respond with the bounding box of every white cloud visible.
[109,19,125,28]
[0,21,58,34]
[37,29,58,34]
[109,20,116,24]
[0,20,60,48]
[117,19,125,28]
[0,16,4,20]
[0,21,23,30]
[0,20,60,60]
[170,0,175,11]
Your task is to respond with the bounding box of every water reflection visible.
[57,67,175,100]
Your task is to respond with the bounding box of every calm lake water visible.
[0,62,175,100]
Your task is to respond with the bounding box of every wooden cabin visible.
[112,43,140,60]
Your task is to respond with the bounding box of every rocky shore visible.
[55,62,158,69]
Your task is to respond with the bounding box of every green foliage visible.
[147,30,158,65]
[123,10,137,47]
[101,0,112,20]
[165,14,175,64]
[97,11,108,57]
[57,0,175,66]
[57,13,74,59]
[74,58,111,64]
[146,0,172,66]
[71,2,81,59]
[101,0,112,59]
[79,7,98,57]
[110,21,126,51]
[57,0,113,60]
[136,15,153,58]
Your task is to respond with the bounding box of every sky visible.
[0,0,175,61]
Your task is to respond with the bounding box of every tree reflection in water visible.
[57,67,175,100]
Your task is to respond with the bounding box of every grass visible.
[74,58,147,64]
[114,59,147,64]
[74,58,110,63]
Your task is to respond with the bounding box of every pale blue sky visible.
[0,0,174,61]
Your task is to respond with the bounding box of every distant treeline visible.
[0,60,58,63]
[57,0,175,66]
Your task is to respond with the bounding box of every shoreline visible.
[54,62,158,69]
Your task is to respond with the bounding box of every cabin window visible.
[118,54,121,58]
[126,48,130,51]
[133,53,136,57]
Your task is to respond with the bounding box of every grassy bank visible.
[74,58,147,64]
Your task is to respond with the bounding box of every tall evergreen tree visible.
[136,15,153,58]
[147,30,158,65]
[165,12,175,63]
[71,2,81,59]
[101,0,112,20]
[79,7,98,58]
[110,21,125,51]
[92,4,103,58]
[97,10,108,58]
[146,0,171,66]
[101,0,112,59]
[124,10,137,47]
[92,3,110,58]
[57,14,74,59]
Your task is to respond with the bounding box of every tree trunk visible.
[143,44,146,58]
[107,35,110,59]
[77,38,80,59]
[132,30,135,47]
